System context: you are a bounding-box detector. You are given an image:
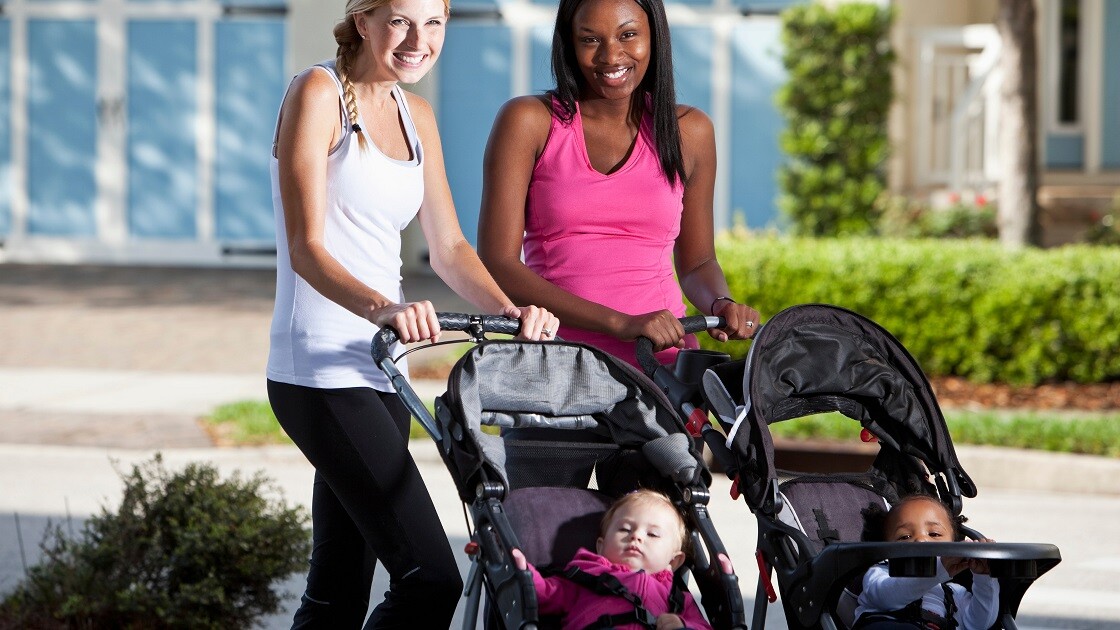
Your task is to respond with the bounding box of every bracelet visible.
[710,296,735,314]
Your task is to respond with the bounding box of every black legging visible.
[267,380,461,629]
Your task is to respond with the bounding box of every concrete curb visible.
[956,444,1120,496]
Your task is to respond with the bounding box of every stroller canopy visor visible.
[436,341,708,500]
[731,304,975,508]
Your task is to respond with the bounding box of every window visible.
[1057,0,1080,125]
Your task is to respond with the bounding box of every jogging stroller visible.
[639,304,1062,630]
[371,313,748,629]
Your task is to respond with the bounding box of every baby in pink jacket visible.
[512,489,725,630]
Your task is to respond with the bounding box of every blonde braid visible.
[333,16,368,152]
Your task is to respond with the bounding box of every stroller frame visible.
[372,313,747,629]
[637,305,1062,630]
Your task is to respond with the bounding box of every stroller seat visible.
[774,476,893,557]
[503,486,614,572]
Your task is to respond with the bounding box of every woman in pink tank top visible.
[478,0,760,368]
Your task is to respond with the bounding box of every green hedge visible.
[776,2,894,236]
[702,234,1120,385]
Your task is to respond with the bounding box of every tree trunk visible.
[996,0,1042,248]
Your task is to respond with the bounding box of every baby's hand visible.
[718,553,735,575]
[511,548,528,571]
[656,613,685,630]
[512,547,528,571]
[941,555,969,576]
[970,537,995,575]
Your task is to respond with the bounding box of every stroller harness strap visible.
[562,566,686,629]
[852,582,957,630]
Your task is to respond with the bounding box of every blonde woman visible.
[266,0,557,625]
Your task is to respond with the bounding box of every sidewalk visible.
[3,263,1120,628]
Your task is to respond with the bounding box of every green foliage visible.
[704,233,1120,385]
[776,2,894,236]
[768,411,1120,457]
[0,455,310,629]
[877,194,998,239]
[1084,198,1120,246]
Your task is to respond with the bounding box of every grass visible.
[203,401,1120,458]
[203,400,474,445]
[769,410,1120,458]
[203,401,293,446]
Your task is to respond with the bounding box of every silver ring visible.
[746,321,754,328]
[542,328,553,337]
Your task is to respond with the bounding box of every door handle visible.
[97,97,125,125]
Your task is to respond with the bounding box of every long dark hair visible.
[549,0,686,185]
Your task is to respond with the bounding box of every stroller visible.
[371,313,748,629]
[638,304,1062,630]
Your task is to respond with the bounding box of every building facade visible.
[0,0,800,268]
[889,0,1120,244]
[3,0,1109,267]
[0,0,288,266]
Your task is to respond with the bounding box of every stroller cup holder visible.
[887,556,937,578]
[673,348,732,385]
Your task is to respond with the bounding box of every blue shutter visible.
[214,17,286,241]
[730,19,785,230]
[439,24,511,246]
[127,19,198,238]
[27,19,98,236]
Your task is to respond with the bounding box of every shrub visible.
[0,455,310,629]
[776,2,894,236]
[1084,197,1120,246]
[703,233,1120,385]
[877,193,998,239]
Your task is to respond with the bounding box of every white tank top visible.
[267,61,423,391]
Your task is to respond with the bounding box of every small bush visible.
[0,455,310,629]
[776,2,894,236]
[877,193,997,239]
[1084,198,1120,246]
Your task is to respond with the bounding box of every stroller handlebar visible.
[370,313,521,445]
[635,315,724,376]
[371,312,521,364]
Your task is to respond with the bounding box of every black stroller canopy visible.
[436,340,709,502]
[730,304,975,510]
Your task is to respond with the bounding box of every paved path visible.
[2,263,1120,628]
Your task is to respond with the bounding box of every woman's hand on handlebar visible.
[371,300,441,344]
[710,300,760,342]
[500,304,559,341]
[621,310,687,352]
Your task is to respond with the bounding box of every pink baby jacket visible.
[528,548,712,630]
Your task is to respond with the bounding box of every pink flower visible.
[948,192,961,204]
[975,194,987,207]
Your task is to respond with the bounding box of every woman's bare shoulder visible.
[495,94,553,127]
[398,89,435,123]
[676,104,714,135]
[485,94,553,154]
[276,66,343,130]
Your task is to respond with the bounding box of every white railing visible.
[914,25,1002,192]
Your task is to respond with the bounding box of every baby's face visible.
[597,502,684,573]
[886,497,953,543]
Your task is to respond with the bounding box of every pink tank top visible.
[524,97,698,366]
